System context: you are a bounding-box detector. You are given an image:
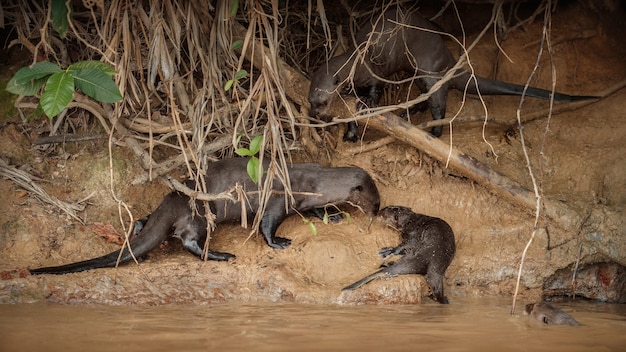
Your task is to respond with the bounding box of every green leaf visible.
[229,0,239,17]
[301,217,317,236]
[249,135,263,154]
[322,212,329,225]
[12,62,61,85]
[51,0,71,38]
[5,76,47,96]
[235,147,253,157]
[308,221,318,236]
[224,79,234,91]
[234,69,247,80]
[343,212,352,224]
[40,71,74,118]
[247,156,260,183]
[71,68,122,103]
[68,61,117,77]
[231,40,243,50]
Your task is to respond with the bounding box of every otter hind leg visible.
[175,216,235,261]
[419,77,449,137]
[425,270,448,304]
[259,205,291,249]
[182,237,235,261]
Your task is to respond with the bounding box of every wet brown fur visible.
[525,302,580,326]
[343,205,456,304]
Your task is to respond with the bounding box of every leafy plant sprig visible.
[6,60,122,118]
[235,134,264,183]
[224,69,248,91]
[301,205,351,237]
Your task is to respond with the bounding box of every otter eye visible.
[334,77,340,86]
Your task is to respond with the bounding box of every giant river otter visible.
[29,157,380,275]
[308,6,598,141]
[525,302,581,326]
[343,205,456,304]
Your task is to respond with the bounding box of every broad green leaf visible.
[234,69,247,80]
[5,76,47,96]
[224,79,234,91]
[249,135,263,154]
[235,147,253,157]
[51,0,71,38]
[230,40,243,50]
[229,0,239,17]
[72,68,122,103]
[12,62,61,85]
[247,157,260,183]
[40,71,74,118]
[69,60,117,77]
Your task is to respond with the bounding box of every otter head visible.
[308,54,353,118]
[526,303,553,324]
[346,169,380,217]
[379,205,412,229]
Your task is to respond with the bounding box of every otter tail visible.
[29,248,135,275]
[30,215,168,275]
[451,72,599,102]
[342,269,389,291]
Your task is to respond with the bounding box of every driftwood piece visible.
[230,19,590,231]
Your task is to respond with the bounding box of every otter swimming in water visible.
[525,302,580,326]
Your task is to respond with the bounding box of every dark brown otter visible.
[525,302,581,326]
[29,157,380,275]
[342,205,456,304]
[308,6,598,141]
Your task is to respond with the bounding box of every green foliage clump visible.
[235,134,264,183]
[6,60,122,119]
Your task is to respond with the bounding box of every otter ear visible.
[334,77,340,86]
[355,185,363,192]
[542,316,549,324]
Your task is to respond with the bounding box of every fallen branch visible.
[365,112,582,230]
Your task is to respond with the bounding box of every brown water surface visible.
[1,297,625,351]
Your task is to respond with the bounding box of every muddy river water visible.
[1,297,625,351]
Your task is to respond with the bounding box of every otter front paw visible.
[379,247,395,258]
